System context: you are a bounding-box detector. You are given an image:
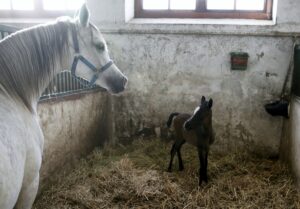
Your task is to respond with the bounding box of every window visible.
[135,0,273,20]
[0,0,84,18]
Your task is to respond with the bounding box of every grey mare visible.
[0,4,127,209]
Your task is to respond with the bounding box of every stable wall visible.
[37,90,112,188]
[280,96,300,187]
[89,0,300,157]
[1,0,300,187]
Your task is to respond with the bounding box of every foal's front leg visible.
[197,148,208,186]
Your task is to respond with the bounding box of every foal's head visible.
[184,96,213,131]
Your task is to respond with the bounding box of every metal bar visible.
[0,24,99,99]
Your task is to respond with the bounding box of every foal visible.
[167,96,214,185]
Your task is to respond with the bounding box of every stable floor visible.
[33,138,300,209]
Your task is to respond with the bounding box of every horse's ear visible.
[74,9,79,19]
[78,3,90,27]
[201,96,206,104]
[208,99,213,108]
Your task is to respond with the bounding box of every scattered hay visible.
[33,138,300,209]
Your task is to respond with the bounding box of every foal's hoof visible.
[199,178,208,187]
[198,180,208,187]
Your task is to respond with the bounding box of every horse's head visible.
[184,96,213,131]
[70,4,127,94]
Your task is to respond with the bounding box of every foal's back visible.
[172,113,214,147]
[172,113,198,146]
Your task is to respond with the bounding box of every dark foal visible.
[166,96,214,185]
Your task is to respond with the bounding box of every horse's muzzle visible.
[111,76,128,94]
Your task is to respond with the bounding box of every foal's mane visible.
[0,18,74,112]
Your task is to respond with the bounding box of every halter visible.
[70,25,113,86]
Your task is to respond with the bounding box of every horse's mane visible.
[0,18,74,112]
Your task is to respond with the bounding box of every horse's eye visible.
[95,42,105,51]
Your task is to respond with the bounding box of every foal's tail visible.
[166,112,180,128]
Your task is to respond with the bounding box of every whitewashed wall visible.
[37,90,112,187]
[86,0,300,157]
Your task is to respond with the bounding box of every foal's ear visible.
[208,99,213,108]
[201,96,206,104]
[78,3,90,27]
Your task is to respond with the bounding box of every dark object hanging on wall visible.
[264,43,297,118]
[230,52,249,70]
[265,99,289,118]
[292,44,300,97]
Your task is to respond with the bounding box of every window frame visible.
[135,0,273,20]
[0,0,75,18]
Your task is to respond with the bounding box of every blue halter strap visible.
[70,25,113,86]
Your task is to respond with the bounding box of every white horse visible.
[0,4,127,209]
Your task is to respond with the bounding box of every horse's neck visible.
[0,21,74,112]
[27,43,72,111]
[37,50,72,96]
[33,30,73,100]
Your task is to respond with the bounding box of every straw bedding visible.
[33,138,300,209]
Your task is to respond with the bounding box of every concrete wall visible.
[87,0,300,156]
[107,34,292,155]
[1,0,300,185]
[281,96,300,187]
[37,90,111,188]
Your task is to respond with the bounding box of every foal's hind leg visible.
[197,148,208,185]
[167,143,176,172]
[176,141,185,171]
[168,140,185,172]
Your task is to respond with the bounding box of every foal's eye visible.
[95,42,105,51]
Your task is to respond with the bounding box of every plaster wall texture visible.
[84,0,300,157]
[105,34,293,155]
[37,91,111,187]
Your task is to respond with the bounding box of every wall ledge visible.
[97,22,300,37]
[1,18,300,37]
[129,18,276,26]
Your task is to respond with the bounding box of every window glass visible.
[0,0,10,10]
[12,0,34,10]
[43,0,84,10]
[236,0,265,10]
[66,0,84,10]
[143,0,168,10]
[43,0,65,10]
[170,0,196,10]
[206,0,235,10]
